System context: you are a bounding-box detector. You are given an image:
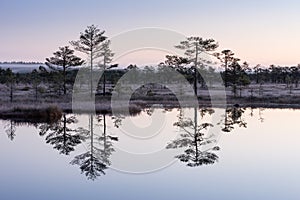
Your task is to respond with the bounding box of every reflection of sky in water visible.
[0,108,299,200]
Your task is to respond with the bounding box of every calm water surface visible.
[0,107,299,200]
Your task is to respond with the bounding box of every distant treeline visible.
[0,61,43,65]
[1,63,300,92]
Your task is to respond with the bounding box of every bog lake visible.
[0,107,299,200]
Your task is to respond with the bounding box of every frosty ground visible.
[1,82,300,116]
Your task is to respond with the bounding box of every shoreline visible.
[1,95,300,123]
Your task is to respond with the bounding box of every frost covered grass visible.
[2,82,300,123]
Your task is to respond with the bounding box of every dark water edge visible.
[1,96,300,123]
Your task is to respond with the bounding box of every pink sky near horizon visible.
[0,0,300,67]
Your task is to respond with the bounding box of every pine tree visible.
[214,49,235,87]
[46,46,83,95]
[97,40,116,96]
[70,25,107,97]
[175,37,218,96]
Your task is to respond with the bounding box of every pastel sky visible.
[0,0,299,67]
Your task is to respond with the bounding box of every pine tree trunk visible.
[103,73,106,96]
[103,114,106,152]
[224,59,228,87]
[63,66,67,95]
[10,82,13,103]
[90,50,93,98]
[63,114,67,149]
[90,114,94,165]
[194,43,198,97]
[194,106,199,162]
[194,68,198,96]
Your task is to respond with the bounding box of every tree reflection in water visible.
[4,120,16,141]
[39,114,88,155]
[258,108,265,122]
[71,114,118,180]
[1,106,260,177]
[250,107,265,123]
[167,107,220,167]
[220,104,247,133]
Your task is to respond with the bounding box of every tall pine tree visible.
[70,25,107,97]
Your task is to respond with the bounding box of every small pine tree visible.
[46,46,83,95]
